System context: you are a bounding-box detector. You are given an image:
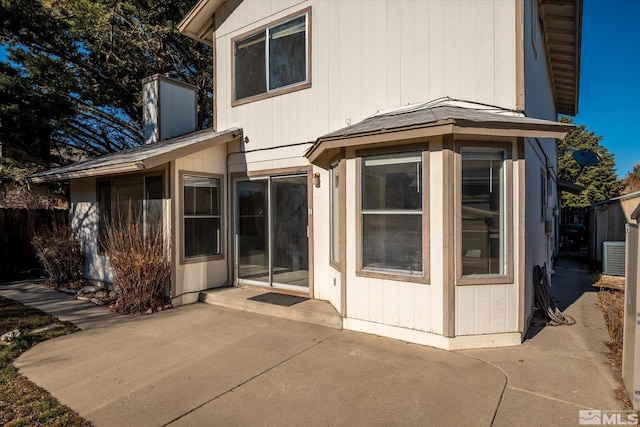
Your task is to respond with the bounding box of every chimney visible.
[142,74,198,144]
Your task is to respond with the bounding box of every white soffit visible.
[178,0,226,46]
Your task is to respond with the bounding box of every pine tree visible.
[557,116,625,208]
[624,163,640,194]
[0,0,212,158]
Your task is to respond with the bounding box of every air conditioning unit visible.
[603,241,626,276]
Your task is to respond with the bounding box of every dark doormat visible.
[247,292,309,307]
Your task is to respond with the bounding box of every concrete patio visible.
[0,256,626,426]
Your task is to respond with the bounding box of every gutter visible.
[28,162,145,184]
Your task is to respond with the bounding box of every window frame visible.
[231,7,312,106]
[455,142,513,286]
[96,171,165,255]
[541,167,547,221]
[180,171,224,264]
[329,162,341,268]
[355,144,430,284]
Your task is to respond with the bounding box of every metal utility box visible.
[623,224,640,410]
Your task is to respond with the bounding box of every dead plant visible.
[31,224,84,285]
[597,288,625,370]
[102,209,170,315]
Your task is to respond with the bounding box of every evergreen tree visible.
[624,163,640,194]
[0,61,76,163]
[558,116,625,208]
[0,0,212,158]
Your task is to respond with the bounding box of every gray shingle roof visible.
[29,128,240,183]
[319,103,573,140]
[305,99,576,165]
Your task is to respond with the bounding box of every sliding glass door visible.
[236,174,308,290]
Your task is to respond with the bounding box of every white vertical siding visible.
[311,165,341,311]
[157,80,197,142]
[524,139,556,324]
[523,0,557,121]
[214,0,518,153]
[70,177,114,283]
[344,154,360,318]
[454,140,521,336]
[493,0,517,107]
[347,276,434,333]
[522,0,560,327]
[343,150,436,334]
[206,0,536,343]
[455,282,518,335]
[475,1,496,103]
[173,145,228,305]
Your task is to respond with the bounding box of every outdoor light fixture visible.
[313,172,321,188]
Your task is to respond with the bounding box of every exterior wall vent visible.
[603,241,626,276]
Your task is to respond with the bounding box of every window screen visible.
[330,164,340,264]
[361,152,423,275]
[183,175,221,259]
[268,16,306,90]
[235,33,267,100]
[97,175,163,252]
[234,13,307,102]
[460,149,506,276]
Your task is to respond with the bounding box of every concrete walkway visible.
[0,280,122,330]
[461,256,623,426]
[0,260,625,426]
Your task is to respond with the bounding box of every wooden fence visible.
[0,208,69,279]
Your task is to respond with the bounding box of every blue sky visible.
[1,2,637,177]
[574,0,640,178]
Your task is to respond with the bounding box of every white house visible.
[30,0,581,350]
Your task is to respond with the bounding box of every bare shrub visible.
[597,288,625,370]
[103,210,170,315]
[32,225,84,285]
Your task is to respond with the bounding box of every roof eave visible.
[306,121,573,166]
[29,163,145,183]
[178,0,226,46]
[141,128,239,170]
[28,128,241,183]
[558,180,584,195]
[539,0,583,116]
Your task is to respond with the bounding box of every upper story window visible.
[233,10,310,104]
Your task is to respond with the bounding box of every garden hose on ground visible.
[533,264,576,325]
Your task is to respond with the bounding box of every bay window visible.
[361,152,423,276]
[460,148,507,277]
[330,164,340,265]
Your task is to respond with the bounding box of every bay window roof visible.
[305,98,576,167]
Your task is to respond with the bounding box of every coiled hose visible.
[533,264,576,325]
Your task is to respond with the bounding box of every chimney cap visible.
[141,73,198,92]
